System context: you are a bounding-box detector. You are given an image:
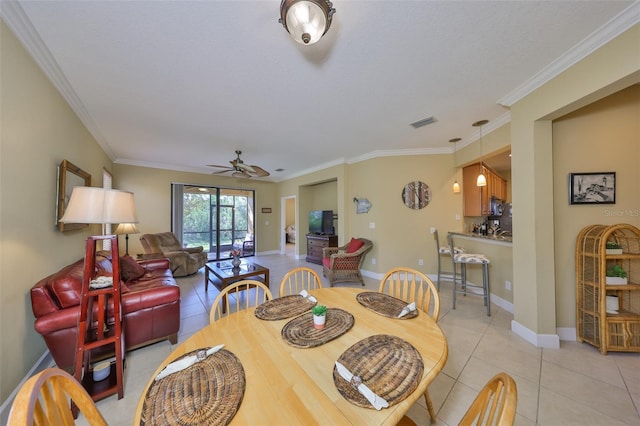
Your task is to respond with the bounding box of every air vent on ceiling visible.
[410,116,437,129]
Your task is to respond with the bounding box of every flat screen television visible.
[309,210,334,235]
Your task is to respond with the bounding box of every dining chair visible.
[447,232,492,316]
[379,267,440,423]
[279,266,323,297]
[432,228,465,291]
[209,279,273,322]
[7,367,107,426]
[459,372,518,426]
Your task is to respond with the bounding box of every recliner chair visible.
[140,232,207,277]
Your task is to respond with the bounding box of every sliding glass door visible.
[172,184,254,261]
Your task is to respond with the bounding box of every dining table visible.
[134,287,448,425]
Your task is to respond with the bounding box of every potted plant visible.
[312,305,327,330]
[606,241,623,255]
[606,264,628,285]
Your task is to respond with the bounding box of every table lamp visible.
[114,223,139,255]
[60,187,138,233]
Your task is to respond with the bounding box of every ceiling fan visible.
[207,150,270,178]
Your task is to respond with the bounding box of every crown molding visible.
[498,1,640,107]
[1,1,115,159]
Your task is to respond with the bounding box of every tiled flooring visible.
[80,245,639,425]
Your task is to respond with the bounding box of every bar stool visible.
[447,232,491,316]
[432,229,465,291]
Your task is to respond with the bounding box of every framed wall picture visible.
[261,207,272,213]
[57,159,91,231]
[569,172,615,205]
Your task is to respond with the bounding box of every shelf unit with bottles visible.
[576,223,640,354]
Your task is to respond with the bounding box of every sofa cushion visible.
[346,238,365,253]
[120,255,146,282]
[48,260,84,309]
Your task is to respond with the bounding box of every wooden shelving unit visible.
[576,223,640,354]
[74,235,125,400]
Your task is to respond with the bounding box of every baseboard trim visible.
[557,327,577,341]
[0,350,52,424]
[511,320,560,349]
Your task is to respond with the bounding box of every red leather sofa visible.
[30,252,180,371]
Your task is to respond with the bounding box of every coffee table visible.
[204,259,270,293]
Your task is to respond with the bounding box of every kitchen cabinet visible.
[462,163,507,217]
[576,224,640,354]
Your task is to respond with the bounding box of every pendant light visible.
[279,0,336,45]
[449,138,461,193]
[473,120,489,187]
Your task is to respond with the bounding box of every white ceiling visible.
[3,1,637,181]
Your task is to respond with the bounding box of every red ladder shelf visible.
[74,235,125,401]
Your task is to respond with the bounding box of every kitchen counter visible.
[449,231,512,245]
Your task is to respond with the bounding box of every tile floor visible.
[79,245,639,425]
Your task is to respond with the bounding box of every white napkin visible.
[335,361,389,410]
[155,344,224,381]
[89,276,113,289]
[299,289,317,303]
[398,302,416,318]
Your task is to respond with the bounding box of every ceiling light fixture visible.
[279,0,336,45]
[473,120,489,187]
[449,138,462,193]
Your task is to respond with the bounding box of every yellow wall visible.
[112,164,278,256]
[0,22,113,402]
[552,85,640,328]
[510,24,639,339]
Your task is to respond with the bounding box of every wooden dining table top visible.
[134,287,448,425]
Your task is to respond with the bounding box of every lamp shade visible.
[114,223,139,235]
[60,187,138,224]
[476,173,487,187]
[280,0,335,45]
[452,181,461,193]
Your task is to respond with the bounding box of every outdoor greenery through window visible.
[172,184,255,260]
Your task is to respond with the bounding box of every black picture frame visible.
[569,172,616,205]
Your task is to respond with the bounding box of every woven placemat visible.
[333,334,423,409]
[140,348,245,426]
[254,295,316,321]
[356,292,419,319]
[281,308,354,348]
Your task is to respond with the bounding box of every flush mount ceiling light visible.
[279,0,336,45]
[449,138,462,193]
[473,120,489,187]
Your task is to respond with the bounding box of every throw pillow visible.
[120,255,146,282]
[346,238,365,253]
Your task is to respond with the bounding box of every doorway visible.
[281,196,296,256]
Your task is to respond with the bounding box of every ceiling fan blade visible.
[248,165,270,177]
[233,162,256,173]
[207,164,233,169]
[212,169,233,175]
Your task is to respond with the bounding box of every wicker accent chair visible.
[8,368,107,425]
[139,232,207,277]
[322,238,373,286]
[459,372,518,426]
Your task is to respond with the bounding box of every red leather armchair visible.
[30,252,180,371]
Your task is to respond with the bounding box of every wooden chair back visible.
[209,279,273,322]
[459,372,518,426]
[279,267,323,297]
[378,267,440,321]
[7,368,107,426]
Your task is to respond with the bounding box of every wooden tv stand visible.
[306,234,338,265]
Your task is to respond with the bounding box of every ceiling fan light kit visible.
[207,150,270,178]
[279,0,335,45]
[473,120,488,187]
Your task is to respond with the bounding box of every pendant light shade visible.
[449,138,462,193]
[279,0,335,45]
[473,120,489,187]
